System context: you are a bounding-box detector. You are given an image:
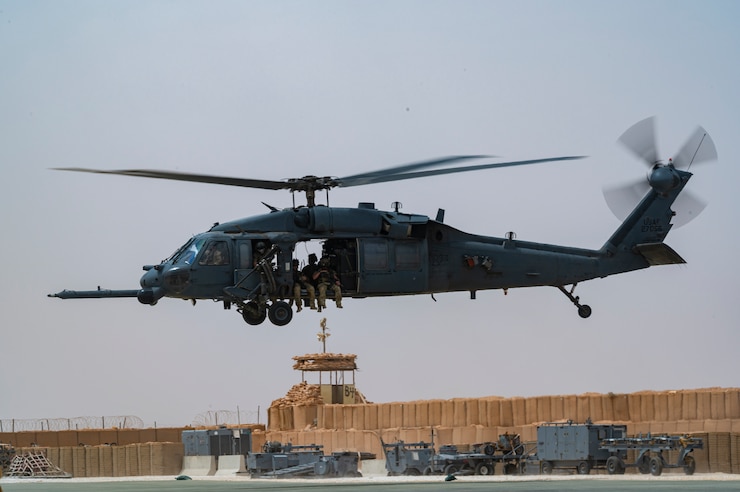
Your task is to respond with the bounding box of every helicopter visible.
[49,117,716,326]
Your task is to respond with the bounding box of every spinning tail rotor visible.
[603,116,717,227]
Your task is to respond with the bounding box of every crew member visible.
[291,259,316,311]
[313,255,342,311]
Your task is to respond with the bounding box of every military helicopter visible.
[49,117,716,326]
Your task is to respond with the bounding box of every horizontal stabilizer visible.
[633,243,686,266]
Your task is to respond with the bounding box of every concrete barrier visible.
[215,455,246,476]
[360,459,387,477]
[180,456,216,476]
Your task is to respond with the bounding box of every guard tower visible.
[289,318,366,405]
[292,352,362,404]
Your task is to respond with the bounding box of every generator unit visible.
[182,428,252,457]
[534,421,627,474]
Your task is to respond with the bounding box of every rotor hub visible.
[648,165,681,193]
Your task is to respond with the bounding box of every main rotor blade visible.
[337,156,585,187]
[672,125,717,170]
[339,155,492,183]
[618,116,659,167]
[52,168,288,190]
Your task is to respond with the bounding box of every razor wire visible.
[192,409,261,427]
[0,416,144,432]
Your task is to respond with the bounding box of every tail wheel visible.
[578,305,592,318]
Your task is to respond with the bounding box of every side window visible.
[362,239,389,271]
[199,241,230,266]
[395,241,421,270]
[238,242,252,269]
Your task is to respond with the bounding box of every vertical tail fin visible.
[601,168,691,268]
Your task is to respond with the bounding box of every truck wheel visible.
[683,455,696,475]
[577,461,591,475]
[404,468,420,476]
[650,456,663,476]
[474,462,494,475]
[638,455,651,474]
[443,464,459,475]
[482,444,496,456]
[541,461,553,475]
[606,456,623,475]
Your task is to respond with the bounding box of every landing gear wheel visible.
[557,285,592,319]
[683,455,696,475]
[474,462,494,475]
[241,301,266,325]
[268,301,293,326]
[649,456,663,476]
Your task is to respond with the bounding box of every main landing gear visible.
[239,300,293,326]
[557,284,592,318]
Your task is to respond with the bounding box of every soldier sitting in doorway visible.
[291,259,316,312]
[313,255,342,311]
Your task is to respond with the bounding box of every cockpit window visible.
[199,241,230,266]
[174,237,206,265]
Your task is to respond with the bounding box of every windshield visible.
[173,237,207,265]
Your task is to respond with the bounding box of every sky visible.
[1,0,738,429]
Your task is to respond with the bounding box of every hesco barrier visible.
[0,424,265,448]
[12,443,184,477]
[2,389,738,476]
[269,388,740,432]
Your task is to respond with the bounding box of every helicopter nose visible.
[138,267,166,305]
[140,266,162,289]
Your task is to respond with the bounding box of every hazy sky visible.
[1,1,738,429]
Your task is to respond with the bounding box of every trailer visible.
[600,434,703,476]
[383,433,529,476]
[246,441,324,477]
[246,441,372,478]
